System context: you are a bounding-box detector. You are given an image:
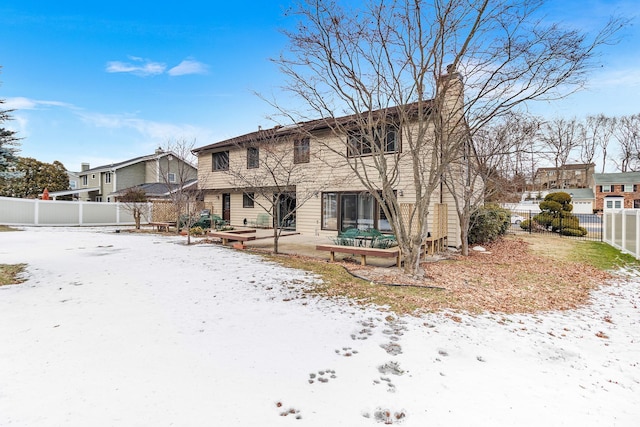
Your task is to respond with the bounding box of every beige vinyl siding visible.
[196,113,465,245]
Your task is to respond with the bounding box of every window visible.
[70,180,77,190]
[615,200,622,208]
[634,199,640,209]
[168,173,176,183]
[347,126,399,157]
[105,172,112,184]
[322,193,338,230]
[247,147,259,169]
[294,138,310,164]
[602,185,612,193]
[82,176,88,186]
[321,191,392,231]
[623,184,634,192]
[212,151,229,171]
[91,174,96,179]
[243,192,254,208]
[96,196,102,202]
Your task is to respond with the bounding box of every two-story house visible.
[593,172,640,211]
[77,148,197,202]
[534,163,595,190]
[193,71,470,247]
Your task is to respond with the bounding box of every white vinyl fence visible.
[0,196,149,226]
[603,209,640,260]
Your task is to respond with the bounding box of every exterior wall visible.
[145,159,159,182]
[197,121,463,245]
[101,172,116,201]
[116,163,146,192]
[594,184,640,211]
[151,157,198,184]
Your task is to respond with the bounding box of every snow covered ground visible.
[0,227,638,426]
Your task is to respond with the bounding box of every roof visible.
[110,179,198,198]
[550,188,594,200]
[594,172,640,185]
[535,163,595,174]
[192,101,434,154]
[79,150,195,175]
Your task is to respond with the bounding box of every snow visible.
[1,227,639,426]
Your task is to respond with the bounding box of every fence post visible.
[529,211,532,234]
[621,209,627,252]
[34,199,40,225]
[636,211,640,259]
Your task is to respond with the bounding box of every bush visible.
[520,219,532,230]
[560,227,587,237]
[190,226,205,236]
[469,205,511,245]
[532,212,554,228]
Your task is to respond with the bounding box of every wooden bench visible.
[208,231,257,245]
[316,244,401,267]
[148,222,172,232]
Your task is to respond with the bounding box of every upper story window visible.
[105,172,112,184]
[623,184,634,192]
[294,138,310,164]
[212,151,229,171]
[82,176,88,186]
[168,173,176,183]
[347,126,398,157]
[602,185,612,193]
[247,147,259,169]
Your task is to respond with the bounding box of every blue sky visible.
[1,0,639,172]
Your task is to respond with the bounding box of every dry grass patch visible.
[262,233,634,315]
[0,264,27,286]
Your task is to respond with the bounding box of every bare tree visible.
[224,131,332,253]
[579,114,615,174]
[539,117,581,188]
[270,0,624,274]
[118,187,150,229]
[613,114,640,172]
[157,139,200,245]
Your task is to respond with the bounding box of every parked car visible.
[510,214,526,225]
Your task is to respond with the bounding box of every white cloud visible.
[168,59,209,76]
[105,56,166,76]
[106,56,208,77]
[4,97,73,110]
[76,111,212,142]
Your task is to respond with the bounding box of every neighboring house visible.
[76,148,197,202]
[593,172,640,211]
[193,71,470,247]
[508,188,595,214]
[534,163,595,190]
